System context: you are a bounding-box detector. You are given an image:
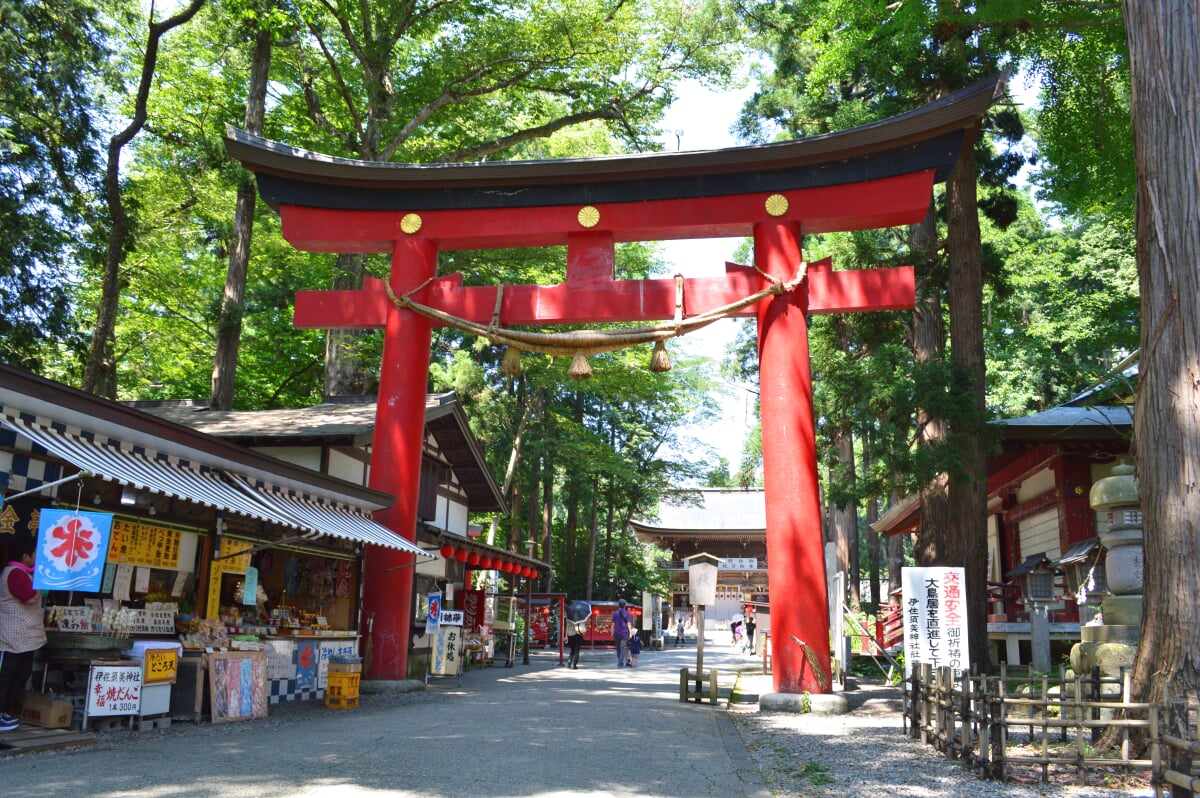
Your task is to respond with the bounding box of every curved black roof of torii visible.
[226,74,1006,213]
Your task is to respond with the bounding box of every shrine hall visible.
[225,73,1005,695]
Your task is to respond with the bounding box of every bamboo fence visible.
[903,663,1200,795]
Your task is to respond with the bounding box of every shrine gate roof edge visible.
[226,74,1005,213]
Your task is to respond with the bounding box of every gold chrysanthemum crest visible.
[400,213,423,234]
[577,205,601,228]
[764,194,789,217]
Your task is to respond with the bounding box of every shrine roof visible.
[133,393,506,513]
[630,488,766,538]
[226,74,1005,213]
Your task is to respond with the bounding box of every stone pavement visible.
[0,633,776,798]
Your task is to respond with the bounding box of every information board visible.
[901,566,970,675]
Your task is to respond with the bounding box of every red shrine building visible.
[225,74,1005,693]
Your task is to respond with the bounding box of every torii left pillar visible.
[358,237,436,679]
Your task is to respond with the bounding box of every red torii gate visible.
[226,75,1002,693]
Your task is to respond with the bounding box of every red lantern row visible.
[437,544,537,578]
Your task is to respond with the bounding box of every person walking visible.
[1,539,46,733]
[674,614,686,647]
[745,615,757,655]
[628,631,641,667]
[611,599,635,668]
[566,621,584,669]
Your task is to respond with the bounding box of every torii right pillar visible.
[756,219,830,695]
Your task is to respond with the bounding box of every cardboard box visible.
[14,690,73,729]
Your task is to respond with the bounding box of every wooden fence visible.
[903,663,1200,796]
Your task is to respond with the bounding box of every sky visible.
[654,80,758,476]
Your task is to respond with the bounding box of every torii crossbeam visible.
[226,74,1003,692]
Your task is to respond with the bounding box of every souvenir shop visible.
[0,364,425,731]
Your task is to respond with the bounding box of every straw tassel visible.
[568,351,593,380]
[650,340,672,373]
[500,346,523,376]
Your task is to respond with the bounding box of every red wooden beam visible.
[294,262,915,330]
[277,171,936,254]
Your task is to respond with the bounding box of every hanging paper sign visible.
[34,508,114,592]
[242,566,259,606]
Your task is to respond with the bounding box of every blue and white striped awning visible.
[1,417,425,556]
[226,474,424,554]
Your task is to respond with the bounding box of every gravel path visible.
[729,681,1155,798]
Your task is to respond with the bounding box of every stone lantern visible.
[1007,553,1057,671]
[1055,539,1106,625]
[1069,461,1142,683]
[1088,461,1144,637]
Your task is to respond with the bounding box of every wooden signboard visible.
[207,651,267,723]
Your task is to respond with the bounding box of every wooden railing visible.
[903,664,1200,795]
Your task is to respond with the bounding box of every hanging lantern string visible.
[382,263,808,359]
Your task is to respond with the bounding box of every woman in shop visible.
[0,539,46,733]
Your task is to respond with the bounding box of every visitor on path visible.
[566,622,584,669]
[745,615,757,655]
[730,619,744,652]
[674,615,686,646]
[628,632,641,667]
[0,539,46,733]
[611,599,635,668]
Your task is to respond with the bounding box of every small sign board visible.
[685,553,723,606]
[143,648,178,685]
[86,662,142,718]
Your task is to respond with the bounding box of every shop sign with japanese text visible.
[86,662,142,717]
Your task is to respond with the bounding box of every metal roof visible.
[630,489,766,537]
[137,393,506,514]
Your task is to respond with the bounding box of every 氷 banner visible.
[34,508,114,592]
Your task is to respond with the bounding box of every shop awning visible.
[1,417,426,557]
[2,417,302,528]
[226,475,426,556]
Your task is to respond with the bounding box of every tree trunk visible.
[866,496,881,611]
[1123,0,1200,708]
[324,252,375,397]
[586,473,599,601]
[945,139,992,674]
[831,428,860,608]
[212,25,272,410]
[82,0,207,396]
[541,456,553,592]
[909,201,951,566]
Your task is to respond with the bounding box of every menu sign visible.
[109,520,183,569]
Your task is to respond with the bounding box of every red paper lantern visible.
[504,562,515,573]
[454,549,468,562]
[525,567,536,578]
[480,556,493,569]
[439,544,454,559]
[467,552,481,566]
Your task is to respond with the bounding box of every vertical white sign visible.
[901,566,969,675]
